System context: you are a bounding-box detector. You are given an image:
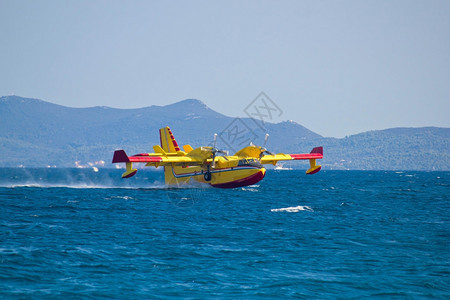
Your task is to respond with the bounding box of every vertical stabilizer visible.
[159,127,188,185]
[159,126,181,153]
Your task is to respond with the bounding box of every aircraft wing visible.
[112,150,203,167]
[260,147,323,174]
[260,147,323,164]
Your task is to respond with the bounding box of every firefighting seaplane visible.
[112,127,323,188]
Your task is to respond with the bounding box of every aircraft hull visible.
[168,166,266,189]
[210,168,266,188]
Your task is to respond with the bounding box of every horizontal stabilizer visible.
[153,145,167,155]
[183,144,194,153]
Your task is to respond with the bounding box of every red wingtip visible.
[112,150,130,163]
[310,147,323,155]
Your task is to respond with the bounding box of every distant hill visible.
[286,127,449,171]
[0,95,448,170]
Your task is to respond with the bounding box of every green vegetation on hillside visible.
[1,96,448,170]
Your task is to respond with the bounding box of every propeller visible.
[203,133,228,168]
[259,133,275,158]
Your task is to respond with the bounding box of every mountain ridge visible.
[0,95,448,170]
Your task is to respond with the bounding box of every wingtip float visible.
[112,126,323,188]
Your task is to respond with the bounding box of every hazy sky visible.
[1,0,449,137]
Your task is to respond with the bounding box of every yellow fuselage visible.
[164,156,266,188]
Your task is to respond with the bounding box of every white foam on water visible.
[107,196,133,201]
[270,205,314,213]
[241,187,259,192]
[1,182,170,190]
[3,183,117,189]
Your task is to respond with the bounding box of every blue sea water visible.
[0,168,449,299]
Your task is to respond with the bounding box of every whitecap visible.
[107,196,133,200]
[270,205,314,212]
[241,187,258,192]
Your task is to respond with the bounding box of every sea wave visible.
[270,205,314,212]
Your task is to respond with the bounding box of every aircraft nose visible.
[254,167,266,183]
[260,168,266,177]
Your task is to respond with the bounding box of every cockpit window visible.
[238,158,262,168]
